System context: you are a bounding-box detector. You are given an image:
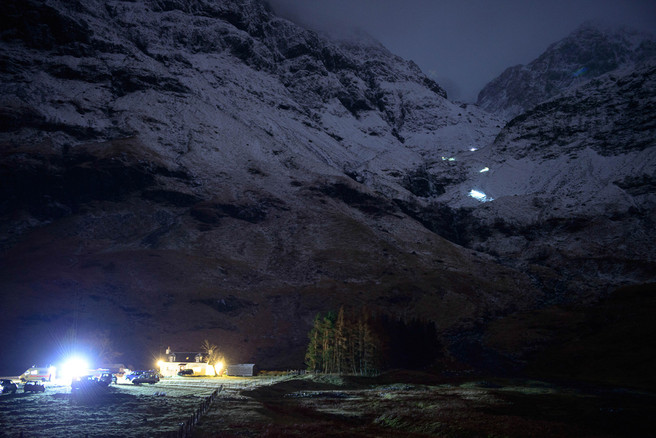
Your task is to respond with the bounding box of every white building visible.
[157,347,217,377]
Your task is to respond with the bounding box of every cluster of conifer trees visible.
[304,307,441,375]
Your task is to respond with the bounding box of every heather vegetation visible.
[304,307,441,375]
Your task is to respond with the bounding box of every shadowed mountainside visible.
[0,1,654,384]
[0,0,533,373]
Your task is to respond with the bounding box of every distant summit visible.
[477,22,656,119]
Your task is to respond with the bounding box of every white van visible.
[20,366,55,382]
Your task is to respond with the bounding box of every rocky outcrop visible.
[0,0,528,373]
[477,23,656,119]
[426,62,656,298]
[494,63,656,158]
[0,1,653,378]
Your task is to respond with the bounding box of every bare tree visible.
[200,339,224,368]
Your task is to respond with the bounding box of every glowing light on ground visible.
[479,167,489,173]
[470,147,478,152]
[469,189,493,202]
[61,357,89,381]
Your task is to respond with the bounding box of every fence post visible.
[169,385,223,436]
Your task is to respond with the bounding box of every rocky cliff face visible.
[410,65,656,313]
[0,2,653,376]
[477,23,656,119]
[0,0,525,372]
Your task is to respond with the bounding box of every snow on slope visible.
[477,62,656,212]
[1,0,655,377]
[417,61,656,294]
[2,0,546,370]
[478,22,656,120]
[1,0,504,202]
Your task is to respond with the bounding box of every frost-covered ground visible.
[0,377,260,438]
[195,374,656,438]
[3,374,651,438]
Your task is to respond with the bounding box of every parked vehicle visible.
[177,369,194,376]
[23,381,45,393]
[71,375,107,394]
[88,369,113,387]
[132,372,159,385]
[124,370,146,382]
[20,366,54,382]
[1,379,17,394]
[97,372,113,387]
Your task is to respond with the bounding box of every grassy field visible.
[2,374,654,437]
[0,377,249,437]
[194,374,656,438]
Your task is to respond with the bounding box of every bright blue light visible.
[469,189,493,202]
[62,357,90,381]
[572,66,588,77]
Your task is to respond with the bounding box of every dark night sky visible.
[268,0,656,101]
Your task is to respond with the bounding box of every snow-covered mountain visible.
[0,0,523,371]
[477,22,656,120]
[417,62,656,301]
[0,1,653,374]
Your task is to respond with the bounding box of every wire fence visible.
[162,372,306,437]
[167,385,222,438]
